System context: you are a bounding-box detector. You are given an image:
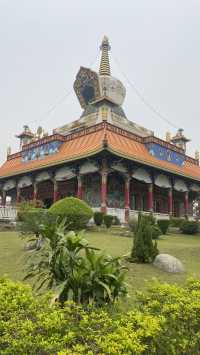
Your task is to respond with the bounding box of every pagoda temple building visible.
[0,36,200,222]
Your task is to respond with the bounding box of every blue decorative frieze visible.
[146,143,185,167]
[22,141,62,162]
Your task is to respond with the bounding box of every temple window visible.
[82,173,101,207]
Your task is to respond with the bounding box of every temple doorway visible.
[37,180,54,208]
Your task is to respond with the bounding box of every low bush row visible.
[1,277,200,354]
[93,211,120,228]
[129,215,200,236]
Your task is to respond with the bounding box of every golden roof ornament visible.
[166,131,171,143]
[171,128,190,152]
[99,36,111,76]
[195,150,199,161]
[37,126,44,139]
[7,146,11,157]
[101,105,108,121]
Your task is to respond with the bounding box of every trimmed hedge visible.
[170,217,185,228]
[94,211,104,226]
[131,213,159,262]
[157,219,170,235]
[2,277,200,354]
[104,214,113,228]
[112,215,121,226]
[180,220,199,235]
[49,197,93,230]
[17,200,44,221]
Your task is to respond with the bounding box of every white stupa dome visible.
[99,75,126,106]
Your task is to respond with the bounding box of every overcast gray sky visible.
[0,0,200,164]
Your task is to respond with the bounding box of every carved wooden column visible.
[33,181,38,200]
[101,160,108,214]
[168,187,173,216]
[77,175,83,200]
[124,175,130,222]
[2,190,6,206]
[53,179,59,203]
[16,185,21,203]
[184,191,189,217]
[147,183,154,212]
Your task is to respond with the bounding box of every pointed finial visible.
[7,146,11,157]
[166,131,171,143]
[99,36,111,76]
[195,150,199,161]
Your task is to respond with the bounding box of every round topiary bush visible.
[180,220,199,235]
[157,219,170,235]
[103,214,113,229]
[49,197,93,230]
[94,211,104,226]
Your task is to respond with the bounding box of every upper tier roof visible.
[0,122,200,182]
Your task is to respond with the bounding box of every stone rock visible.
[153,254,185,273]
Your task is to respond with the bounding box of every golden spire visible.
[99,36,111,76]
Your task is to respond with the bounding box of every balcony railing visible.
[0,206,17,221]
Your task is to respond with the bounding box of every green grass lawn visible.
[0,229,200,304]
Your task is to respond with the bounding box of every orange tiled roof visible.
[0,123,200,182]
[106,130,200,181]
[0,129,104,178]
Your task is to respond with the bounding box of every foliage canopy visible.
[49,197,93,230]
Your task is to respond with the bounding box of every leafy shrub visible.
[19,208,57,249]
[2,277,200,354]
[24,224,127,305]
[94,211,104,226]
[103,214,113,228]
[145,212,156,226]
[17,200,43,221]
[112,215,121,225]
[136,279,200,354]
[19,207,46,235]
[49,197,93,230]
[170,217,185,228]
[128,216,138,232]
[131,214,159,263]
[151,225,162,240]
[180,220,199,235]
[157,219,170,235]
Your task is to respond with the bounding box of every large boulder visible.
[153,254,185,273]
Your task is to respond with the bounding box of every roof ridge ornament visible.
[99,36,111,76]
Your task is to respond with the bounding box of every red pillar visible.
[184,191,189,217]
[125,176,130,222]
[168,187,173,215]
[148,183,154,212]
[77,175,83,200]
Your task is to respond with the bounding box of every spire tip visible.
[99,36,111,76]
